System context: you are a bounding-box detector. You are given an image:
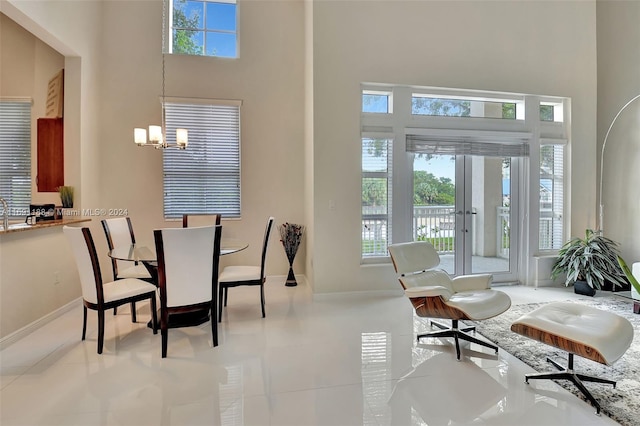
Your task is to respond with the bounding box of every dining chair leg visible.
[224,287,228,307]
[260,285,265,318]
[130,301,137,323]
[161,327,168,358]
[82,306,88,340]
[97,310,105,354]
[218,286,224,322]
[113,307,117,315]
[150,296,158,335]
[211,308,218,347]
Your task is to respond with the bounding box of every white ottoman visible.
[510,301,634,414]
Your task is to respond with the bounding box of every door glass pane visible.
[413,154,456,274]
[413,154,513,276]
[469,157,511,274]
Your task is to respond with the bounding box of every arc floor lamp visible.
[598,93,640,234]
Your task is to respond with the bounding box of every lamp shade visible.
[149,125,163,145]
[134,128,147,145]
[176,128,188,148]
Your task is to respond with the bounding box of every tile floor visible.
[0,281,625,425]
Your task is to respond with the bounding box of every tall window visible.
[362,137,392,257]
[0,99,31,217]
[163,99,241,219]
[170,0,238,58]
[539,143,565,250]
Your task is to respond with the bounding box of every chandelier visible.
[134,0,187,149]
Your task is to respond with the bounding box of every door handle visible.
[465,211,477,215]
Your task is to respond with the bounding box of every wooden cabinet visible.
[37,117,64,192]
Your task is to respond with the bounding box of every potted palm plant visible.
[551,229,627,296]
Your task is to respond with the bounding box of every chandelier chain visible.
[161,0,167,146]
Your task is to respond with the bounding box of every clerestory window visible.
[169,0,238,58]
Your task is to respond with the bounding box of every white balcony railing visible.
[363,205,516,258]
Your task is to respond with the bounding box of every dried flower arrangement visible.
[279,222,305,286]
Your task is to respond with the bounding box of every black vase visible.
[285,264,297,287]
[573,280,596,297]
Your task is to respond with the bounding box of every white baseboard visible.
[0,298,81,351]
[313,288,404,301]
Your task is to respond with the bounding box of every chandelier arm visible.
[598,94,640,234]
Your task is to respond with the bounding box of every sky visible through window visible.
[175,0,237,58]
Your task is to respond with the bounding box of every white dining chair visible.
[182,213,221,228]
[102,217,154,321]
[64,225,158,354]
[154,224,222,357]
[218,217,274,321]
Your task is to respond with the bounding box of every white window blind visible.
[539,142,565,250]
[0,100,31,217]
[362,137,392,257]
[163,100,241,219]
[406,129,531,157]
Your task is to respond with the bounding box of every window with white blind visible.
[0,99,31,217]
[163,99,241,219]
[539,142,565,250]
[362,137,392,258]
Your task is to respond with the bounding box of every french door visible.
[413,154,519,282]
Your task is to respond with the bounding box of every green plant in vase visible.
[551,229,627,296]
[58,186,74,208]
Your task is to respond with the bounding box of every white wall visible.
[311,1,598,293]
[597,0,640,264]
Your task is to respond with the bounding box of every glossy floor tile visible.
[0,281,623,425]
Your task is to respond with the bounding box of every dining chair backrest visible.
[101,217,137,276]
[182,214,221,228]
[155,225,221,308]
[260,217,275,278]
[64,226,103,305]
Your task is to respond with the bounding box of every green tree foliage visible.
[412,98,471,116]
[502,103,516,119]
[362,178,386,207]
[540,105,554,121]
[413,171,454,205]
[172,0,201,55]
[362,171,455,207]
